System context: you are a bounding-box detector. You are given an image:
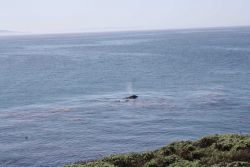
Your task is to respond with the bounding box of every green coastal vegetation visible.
[65,134,250,167]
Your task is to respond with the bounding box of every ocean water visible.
[0,27,250,167]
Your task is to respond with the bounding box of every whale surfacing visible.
[125,95,138,99]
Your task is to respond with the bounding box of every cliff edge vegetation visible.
[65,134,250,167]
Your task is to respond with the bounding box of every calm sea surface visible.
[0,27,250,167]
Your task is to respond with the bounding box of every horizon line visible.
[1,25,250,37]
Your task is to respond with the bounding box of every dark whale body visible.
[125,95,138,99]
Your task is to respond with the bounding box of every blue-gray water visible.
[0,27,250,167]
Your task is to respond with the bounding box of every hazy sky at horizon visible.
[1,0,250,33]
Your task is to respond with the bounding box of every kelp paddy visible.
[66,134,250,167]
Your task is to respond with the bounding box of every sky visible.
[1,0,250,33]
